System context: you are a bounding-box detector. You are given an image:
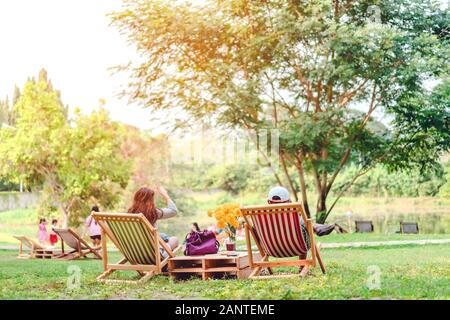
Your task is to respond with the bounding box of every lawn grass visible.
[0,208,37,246]
[0,195,449,299]
[0,244,449,300]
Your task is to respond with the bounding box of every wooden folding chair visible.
[241,202,326,279]
[355,220,374,233]
[92,212,182,284]
[400,222,419,234]
[13,236,56,259]
[53,228,101,260]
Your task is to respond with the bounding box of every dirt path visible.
[320,238,450,248]
[1,239,449,251]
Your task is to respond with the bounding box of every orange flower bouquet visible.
[207,203,242,242]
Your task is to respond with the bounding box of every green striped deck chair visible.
[92,212,181,284]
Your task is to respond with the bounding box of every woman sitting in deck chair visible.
[128,186,179,253]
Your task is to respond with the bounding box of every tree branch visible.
[326,84,378,193]
[292,153,311,218]
[280,153,298,202]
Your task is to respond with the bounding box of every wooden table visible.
[168,251,261,280]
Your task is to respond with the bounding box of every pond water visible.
[332,211,450,234]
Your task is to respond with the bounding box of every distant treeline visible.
[171,162,449,198]
[0,180,20,192]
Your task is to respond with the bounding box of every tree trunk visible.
[280,153,298,202]
[316,187,328,224]
[61,213,69,228]
[293,154,311,218]
[59,204,70,228]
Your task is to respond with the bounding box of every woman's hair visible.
[128,187,159,225]
[91,205,100,212]
[39,218,46,224]
[192,222,200,232]
[51,219,58,225]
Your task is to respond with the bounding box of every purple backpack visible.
[184,230,220,256]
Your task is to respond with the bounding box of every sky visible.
[0,0,446,133]
[0,0,154,130]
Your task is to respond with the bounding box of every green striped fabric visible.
[106,219,158,265]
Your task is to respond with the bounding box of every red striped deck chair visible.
[92,212,181,284]
[241,202,326,279]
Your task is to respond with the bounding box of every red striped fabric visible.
[250,208,307,258]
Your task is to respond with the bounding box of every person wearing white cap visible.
[267,186,311,250]
[267,186,291,204]
[267,186,343,238]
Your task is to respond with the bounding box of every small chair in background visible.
[400,222,419,234]
[13,236,57,259]
[355,220,374,233]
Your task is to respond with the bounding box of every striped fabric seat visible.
[57,230,89,250]
[241,202,326,279]
[250,209,307,258]
[105,218,158,265]
[92,212,181,284]
[53,228,101,260]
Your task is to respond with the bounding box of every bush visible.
[0,180,20,192]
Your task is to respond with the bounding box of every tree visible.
[118,126,170,205]
[12,85,21,107]
[9,85,22,126]
[111,0,449,222]
[0,76,131,227]
[439,160,450,198]
[0,97,9,126]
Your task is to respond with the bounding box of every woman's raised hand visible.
[156,186,170,200]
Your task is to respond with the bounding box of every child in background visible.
[49,219,58,246]
[85,206,101,247]
[37,218,48,245]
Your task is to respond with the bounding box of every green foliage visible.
[439,161,450,198]
[172,163,278,195]
[206,165,252,194]
[336,164,446,197]
[111,0,450,222]
[172,161,446,198]
[0,98,9,126]
[0,74,132,226]
[0,180,19,192]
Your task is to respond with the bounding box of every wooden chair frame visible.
[92,212,181,285]
[13,236,56,259]
[241,202,326,279]
[53,228,101,260]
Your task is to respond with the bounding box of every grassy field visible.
[0,195,449,300]
[0,244,449,300]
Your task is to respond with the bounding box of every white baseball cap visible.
[268,186,290,202]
